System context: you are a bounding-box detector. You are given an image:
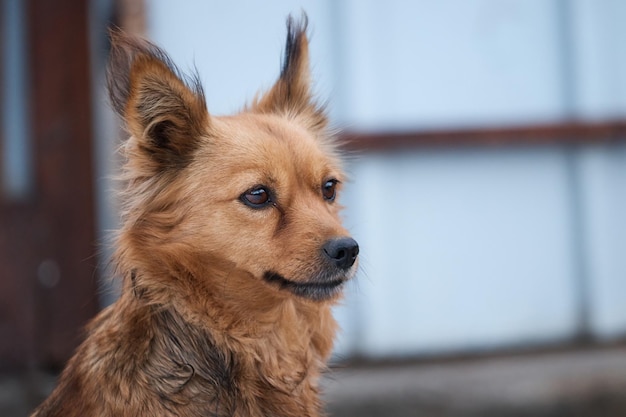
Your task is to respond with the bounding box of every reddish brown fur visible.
[31,16,357,417]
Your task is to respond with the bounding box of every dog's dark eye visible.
[241,187,272,208]
[322,179,338,202]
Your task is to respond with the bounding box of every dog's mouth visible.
[263,271,347,301]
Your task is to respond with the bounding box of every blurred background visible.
[1,0,626,416]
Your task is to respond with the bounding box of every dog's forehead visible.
[211,114,341,180]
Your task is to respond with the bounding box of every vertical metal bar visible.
[556,0,592,341]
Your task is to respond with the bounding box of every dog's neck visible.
[124,263,337,407]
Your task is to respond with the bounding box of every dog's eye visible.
[241,187,272,208]
[322,179,338,202]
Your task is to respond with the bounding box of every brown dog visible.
[31,16,358,417]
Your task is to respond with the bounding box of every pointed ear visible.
[252,15,327,130]
[106,28,208,167]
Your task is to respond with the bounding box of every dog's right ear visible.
[251,15,327,131]
[107,29,208,167]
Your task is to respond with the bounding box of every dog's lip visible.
[263,271,347,300]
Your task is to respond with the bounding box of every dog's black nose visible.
[323,237,359,269]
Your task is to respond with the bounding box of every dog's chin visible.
[263,270,349,301]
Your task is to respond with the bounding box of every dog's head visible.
[108,17,358,303]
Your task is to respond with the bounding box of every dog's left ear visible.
[252,15,327,130]
[107,28,209,168]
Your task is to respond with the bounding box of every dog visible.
[31,15,358,417]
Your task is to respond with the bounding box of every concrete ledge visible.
[323,347,626,417]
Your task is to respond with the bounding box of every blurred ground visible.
[324,345,626,417]
[4,345,626,417]
[0,369,55,417]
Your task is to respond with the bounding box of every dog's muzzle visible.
[263,237,359,301]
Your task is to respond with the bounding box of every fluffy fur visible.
[31,15,358,417]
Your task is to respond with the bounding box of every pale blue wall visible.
[143,0,626,358]
[331,0,567,130]
[337,148,580,355]
[1,0,32,199]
